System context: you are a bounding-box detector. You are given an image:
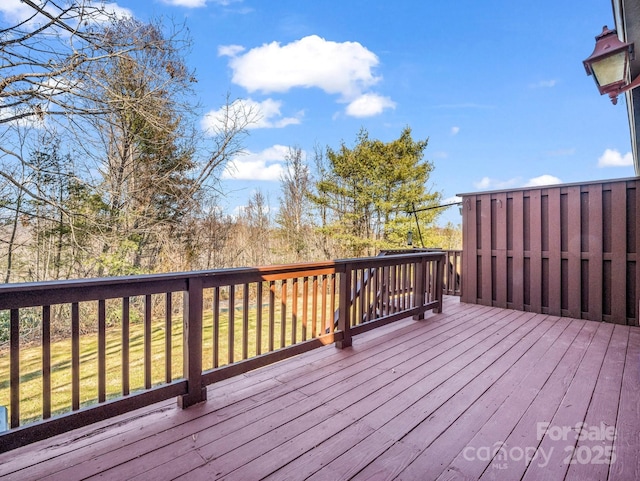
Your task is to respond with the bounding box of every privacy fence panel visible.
[460,177,640,326]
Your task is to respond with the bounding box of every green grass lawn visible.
[0,298,333,426]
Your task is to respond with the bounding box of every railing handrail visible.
[0,252,447,309]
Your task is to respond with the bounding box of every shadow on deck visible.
[1,296,639,480]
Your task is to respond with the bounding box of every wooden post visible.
[434,254,444,314]
[336,266,352,349]
[413,257,426,320]
[178,277,207,408]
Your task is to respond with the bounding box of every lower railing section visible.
[443,250,462,296]
[0,251,444,451]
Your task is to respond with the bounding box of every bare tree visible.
[0,2,258,280]
[276,146,313,262]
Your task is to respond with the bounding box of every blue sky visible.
[3,0,635,226]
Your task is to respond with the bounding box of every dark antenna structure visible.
[406,201,463,248]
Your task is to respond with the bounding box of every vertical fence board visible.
[589,184,604,321]
[567,186,582,318]
[480,195,492,305]
[495,193,508,308]
[529,190,543,312]
[547,189,561,315]
[461,197,477,303]
[511,191,525,310]
[612,183,627,324]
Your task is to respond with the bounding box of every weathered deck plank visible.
[1,297,638,481]
[609,328,640,481]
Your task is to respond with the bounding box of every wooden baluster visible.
[42,305,51,419]
[242,284,249,360]
[292,278,298,345]
[312,276,318,338]
[280,280,287,348]
[228,285,235,365]
[98,300,106,403]
[321,275,327,333]
[122,297,130,396]
[165,293,172,383]
[269,281,275,352]
[213,287,220,368]
[71,302,80,411]
[329,274,336,333]
[414,258,426,320]
[302,277,309,340]
[255,282,262,356]
[10,309,19,428]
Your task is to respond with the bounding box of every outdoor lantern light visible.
[584,25,640,104]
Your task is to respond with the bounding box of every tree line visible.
[0,1,460,284]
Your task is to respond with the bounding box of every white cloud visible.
[0,0,34,23]
[160,0,207,7]
[474,176,520,190]
[474,174,562,190]
[0,0,131,27]
[201,98,302,133]
[529,79,557,88]
[598,148,633,167]
[223,145,289,180]
[0,105,46,129]
[345,93,395,117]
[451,126,460,136]
[161,0,246,7]
[442,196,462,205]
[218,45,245,57]
[524,174,562,187]
[223,35,381,100]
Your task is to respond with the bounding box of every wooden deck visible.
[1,297,639,480]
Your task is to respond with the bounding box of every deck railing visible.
[0,251,445,451]
[443,250,463,296]
[380,248,462,296]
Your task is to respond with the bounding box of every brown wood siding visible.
[461,178,640,326]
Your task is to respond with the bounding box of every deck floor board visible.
[1,297,638,481]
